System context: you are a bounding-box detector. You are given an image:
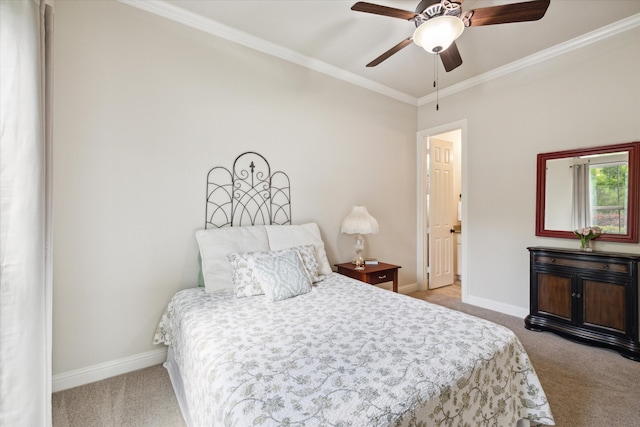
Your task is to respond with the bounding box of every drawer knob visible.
[378,275,387,280]
[603,264,610,270]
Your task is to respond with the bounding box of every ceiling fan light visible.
[413,15,464,54]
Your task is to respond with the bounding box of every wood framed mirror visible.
[536,141,640,243]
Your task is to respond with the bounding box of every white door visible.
[428,138,455,289]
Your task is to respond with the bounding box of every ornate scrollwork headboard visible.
[205,152,291,228]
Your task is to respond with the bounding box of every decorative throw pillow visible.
[228,245,319,298]
[227,252,265,298]
[293,244,322,283]
[252,250,312,302]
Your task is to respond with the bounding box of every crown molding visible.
[118,1,639,108]
[118,0,418,106]
[417,13,640,106]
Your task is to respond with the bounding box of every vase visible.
[580,238,593,252]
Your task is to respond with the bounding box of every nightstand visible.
[335,262,401,293]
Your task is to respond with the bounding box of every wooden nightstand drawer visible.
[368,270,394,285]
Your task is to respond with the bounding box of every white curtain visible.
[571,163,590,230]
[0,0,53,425]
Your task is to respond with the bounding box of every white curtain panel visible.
[571,163,590,230]
[0,0,53,425]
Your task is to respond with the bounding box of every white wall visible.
[51,0,640,386]
[52,0,417,378]
[418,26,640,312]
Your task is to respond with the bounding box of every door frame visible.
[416,119,468,300]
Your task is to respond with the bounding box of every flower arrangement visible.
[574,226,602,251]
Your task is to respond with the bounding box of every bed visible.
[154,152,554,426]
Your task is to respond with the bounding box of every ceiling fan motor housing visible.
[415,0,462,26]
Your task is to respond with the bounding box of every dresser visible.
[526,247,640,361]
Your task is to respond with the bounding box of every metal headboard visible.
[205,152,291,228]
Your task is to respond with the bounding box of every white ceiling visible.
[126,0,640,104]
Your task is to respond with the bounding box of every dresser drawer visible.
[535,255,630,274]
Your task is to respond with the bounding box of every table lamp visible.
[340,206,379,270]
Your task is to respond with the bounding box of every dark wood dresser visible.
[526,247,640,361]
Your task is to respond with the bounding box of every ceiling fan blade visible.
[366,37,413,67]
[351,2,418,20]
[439,41,463,72]
[467,0,550,27]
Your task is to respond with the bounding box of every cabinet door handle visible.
[571,292,576,297]
[571,292,582,298]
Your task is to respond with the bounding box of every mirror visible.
[536,142,640,243]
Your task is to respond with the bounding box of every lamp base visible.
[352,234,365,270]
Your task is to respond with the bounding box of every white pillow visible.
[265,223,332,276]
[195,226,269,293]
[252,250,312,302]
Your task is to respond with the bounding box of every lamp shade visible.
[413,15,464,54]
[341,206,379,235]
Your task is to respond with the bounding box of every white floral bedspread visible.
[154,273,554,426]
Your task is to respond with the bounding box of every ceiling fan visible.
[351,0,551,72]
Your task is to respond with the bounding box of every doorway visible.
[416,120,466,300]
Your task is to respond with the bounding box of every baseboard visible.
[399,282,419,294]
[463,294,529,319]
[375,281,418,294]
[52,348,168,392]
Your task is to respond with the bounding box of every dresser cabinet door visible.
[536,271,573,322]
[580,277,628,336]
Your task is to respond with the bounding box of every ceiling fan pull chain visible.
[433,54,436,90]
[434,54,439,111]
